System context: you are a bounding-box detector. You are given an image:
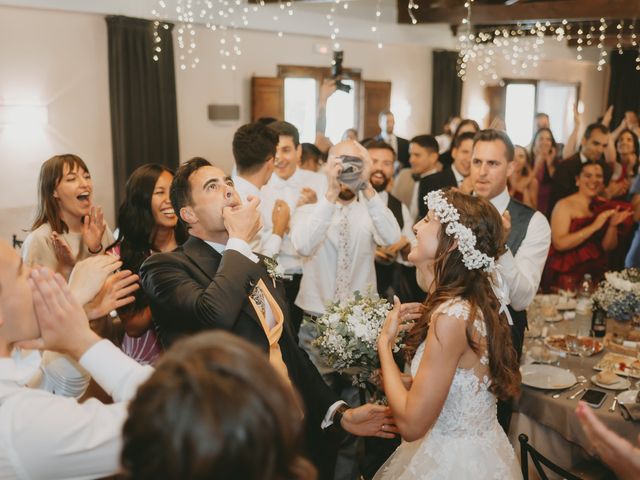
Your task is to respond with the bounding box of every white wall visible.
[0,6,113,244]
[175,27,434,174]
[0,5,436,244]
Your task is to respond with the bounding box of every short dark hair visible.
[232,122,278,175]
[269,121,300,147]
[577,160,604,177]
[121,331,315,480]
[535,112,549,119]
[170,157,212,220]
[584,123,610,140]
[473,129,515,162]
[410,134,440,154]
[362,139,396,159]
[451,131,475,150]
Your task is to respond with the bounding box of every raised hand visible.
[84,269,140,320]
[82,206,106,253]
[319,78,337,103]
[592,209,616,230]
[272,199,291,237]
[602,105,614,127]
[68,254,122,305]
[223,195,262,243]
[610,207,633,227]
[297,187,318,207]
[325,155,343,203]
[50,231,76,275]
[501,210,512,244]
[341,403,399,439]
[23,267,101,360]
[379,296,402,350]
[576,402,640,480]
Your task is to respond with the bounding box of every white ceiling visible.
[0,0,456,47]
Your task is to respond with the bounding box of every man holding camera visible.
[290,140,401,320]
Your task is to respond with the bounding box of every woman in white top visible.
[375,189,522,479]
[22,154,114,279]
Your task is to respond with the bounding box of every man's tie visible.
[334,206,351,303]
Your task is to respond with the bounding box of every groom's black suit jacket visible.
[139,235,339,478]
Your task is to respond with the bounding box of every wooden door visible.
[251,77,284,121]
[362,81,391,139]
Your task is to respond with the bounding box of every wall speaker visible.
[208,104,240,121]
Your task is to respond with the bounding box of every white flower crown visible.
[424,190,496,272]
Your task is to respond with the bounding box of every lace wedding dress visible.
[374,298,522,480]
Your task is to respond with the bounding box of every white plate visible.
[544,314,564,323]
[617,390,640,405]
[557,299,577,311]
[591,374,631,391]
[520,364,577,389]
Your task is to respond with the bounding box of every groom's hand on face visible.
[223,195,263,243]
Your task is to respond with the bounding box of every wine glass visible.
[576,336,596,369]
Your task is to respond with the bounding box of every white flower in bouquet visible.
[310,290,402,387]
[593,269,640,322]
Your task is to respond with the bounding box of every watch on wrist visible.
[331,404,349,432]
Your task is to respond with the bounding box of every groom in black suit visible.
[140,125,396,480]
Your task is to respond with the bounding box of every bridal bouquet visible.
[592,269,640,322]
[311,291,401,387]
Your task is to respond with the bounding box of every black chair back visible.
[519,433,582,480]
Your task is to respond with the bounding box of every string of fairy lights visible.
[150,0,640,77]
[457,0,640,82]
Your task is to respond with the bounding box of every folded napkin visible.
[619,397,640,421]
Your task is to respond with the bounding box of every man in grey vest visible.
[470,129,551,432]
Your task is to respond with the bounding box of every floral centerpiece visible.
[592,269,640,322]
[310,291,401,390]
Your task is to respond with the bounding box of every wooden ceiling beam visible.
[397,0,640,25]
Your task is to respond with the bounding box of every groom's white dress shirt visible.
[0,341,152,480]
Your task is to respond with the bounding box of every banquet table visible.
[509,315,640,479]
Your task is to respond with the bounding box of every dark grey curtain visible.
[431,50,463,135]
[607,49,640,127]
[106,16,179,211]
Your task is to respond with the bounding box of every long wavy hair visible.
[404,190,521,401]
[121,331,316,480]
[616,128,639,176]
[110,164,187,310]
[31,154,90,233]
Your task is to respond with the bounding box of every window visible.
[278,65,360,144]
[505,82,536,146]
[503,79,579,147]
[284,77,317,143]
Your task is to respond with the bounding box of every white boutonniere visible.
[263,256,285,287]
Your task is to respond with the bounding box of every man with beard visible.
[291,140,401,480]
[363,139,417,302]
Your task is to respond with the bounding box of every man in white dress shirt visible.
[374,110,410,170]
[291,140,402,318]
[0,240,152,480]
[231,122,290,256]
[469,129,551,432]
[263,121,328,332]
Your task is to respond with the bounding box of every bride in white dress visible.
[375,189,523,480]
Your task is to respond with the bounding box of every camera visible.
[331,50,352,94]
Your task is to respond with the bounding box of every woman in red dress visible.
[547,162,633,291]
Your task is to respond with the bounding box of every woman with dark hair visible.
[547,162,633,291]
[108,164,187,365]
[438,119,480,169]
[374,189,521,479]
[508,145,538,210]
[121,330,316,480]
[530,127,559,217]
[610,129,640,193]
[22,154,114,278]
